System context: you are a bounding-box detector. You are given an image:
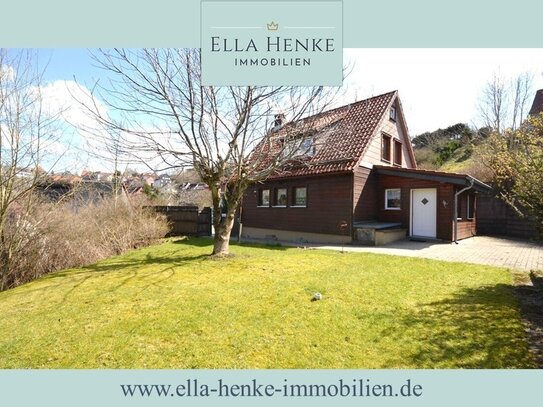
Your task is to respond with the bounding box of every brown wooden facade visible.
[242,91,488,244]
[243,173,354,237]
[375,173,477,241]
[242,170,479,243]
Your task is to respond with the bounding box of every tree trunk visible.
[0,234,9,291]
[213,212,235,255]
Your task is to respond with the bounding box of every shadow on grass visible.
[233,241,289,251]
[172,236,290,252]
[4,238,288,298]
[79,252,211,274]
[396,284,534,368]
[513,272,543,367]
[3,244,210,301]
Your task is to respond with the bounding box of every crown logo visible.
[267,21,279,31]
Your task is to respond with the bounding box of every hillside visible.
[412,123,493,181]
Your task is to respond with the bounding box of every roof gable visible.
[256,91,398,179]
[358,93,417,169]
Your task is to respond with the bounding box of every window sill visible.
[272,205,287,208]
[257,205,270,208]
[385,207,401,211]
[381,159,391,164]
[291,205,307,208]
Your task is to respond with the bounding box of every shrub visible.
[0,197,169,291]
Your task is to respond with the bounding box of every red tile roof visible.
[249,91,397,179]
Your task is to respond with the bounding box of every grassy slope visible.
[414,142,493,180]
[0,238,534,368]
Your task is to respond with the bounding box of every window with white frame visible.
[389,106,397,121]
[281,136,315,159]
[385,188,401,210]
[293,187,307,207]
[274,188,288,206]
[258,189,270,207]
[297,138,315,157]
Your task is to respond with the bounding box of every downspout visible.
[453,178,474,244]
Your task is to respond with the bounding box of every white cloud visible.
[40,80,108,132]
[0,64,15,82]
[38,80,179,173]
[38,80,127,172]
[343,48,543,135]
[32,48,543,172]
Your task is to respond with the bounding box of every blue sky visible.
[34,48,543,134]
[36,49,102,83]
[7,48,543,173]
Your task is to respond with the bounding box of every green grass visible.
[0,238,534,368]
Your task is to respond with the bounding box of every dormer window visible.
[389,106,396,121]
[281,136,315,159]
[298,138,315,157]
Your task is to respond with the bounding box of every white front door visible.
[411,188,437,238]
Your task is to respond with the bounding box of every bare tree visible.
[479,73,508,134]
[76,48,340,256]
[0,49,60,290]
[478,72,533,133]
[511,72,533,130]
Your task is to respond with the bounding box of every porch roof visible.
[374,166,492,192]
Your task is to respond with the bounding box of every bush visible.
[0,197,169,290]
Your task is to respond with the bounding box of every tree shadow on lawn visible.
[171,236,290,251]
[54,240,290,303]
[513,272,543,367]
[395,284,535,368]
[78,252,210,274]
[3,250,209,303]
[2,237,307,310]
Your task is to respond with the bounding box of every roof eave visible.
[375,166,492,192]
[468,176,492,192]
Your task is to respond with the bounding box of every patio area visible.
[299,236,543,272]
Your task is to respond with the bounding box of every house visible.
[529,88,543,116]
[241,91,491,245]
[153,174,171,189]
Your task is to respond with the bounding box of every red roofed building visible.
[241,91,490,245]
[529,89,543,116]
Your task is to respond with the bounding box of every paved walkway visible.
[292,236,543,272]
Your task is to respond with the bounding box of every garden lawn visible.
[0,238,534,368]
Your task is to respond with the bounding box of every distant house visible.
[242,91,491,245]
[529,88,543,116]
[37,179,124,204]
[142,173,157,186]
[153,174,171,188]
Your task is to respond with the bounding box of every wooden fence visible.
[149,206,212,237]
[476,195,538,239]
